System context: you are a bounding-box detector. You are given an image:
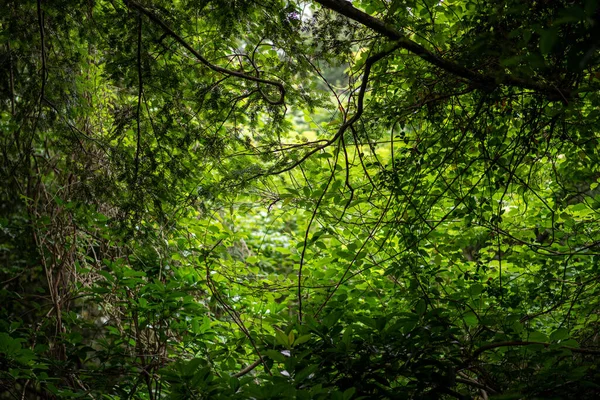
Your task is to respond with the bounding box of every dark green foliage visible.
[1,0,600,399]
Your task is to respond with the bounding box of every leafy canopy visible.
[1,0,600,399]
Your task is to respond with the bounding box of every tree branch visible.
[456,372,497,394]
[254,42,404,180]
[125,0,285,105]
[232,359,262,378]
[473,341,600,359]
[313,0,571,101]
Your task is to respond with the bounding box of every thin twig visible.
[125,0,285,104]
[134,11,143,184]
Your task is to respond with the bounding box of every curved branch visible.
[473,341,600,359]
[456,378,497,395]
[253,41,404,179]
[126,0,285,105]
[456,371,498,395]
[298,134,339,323]
[232,359,262,378]
[313,0,571,101]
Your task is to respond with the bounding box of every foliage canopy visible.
[1,0,600,399]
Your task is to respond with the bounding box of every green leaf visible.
[264,350,286,362]
[229,376,240,392]
[293,334,312,346]
[539,28,558,55]
[550,328,569,341]
[529,331,548,342]
[343,387,356,400]
[469,283,484,297]
[295,364,318,382]
[275,330,290,348]
[463,312,478,326]
[415,299,427,316]
[184,358,205,375]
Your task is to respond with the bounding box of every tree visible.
[1,0,600,399]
